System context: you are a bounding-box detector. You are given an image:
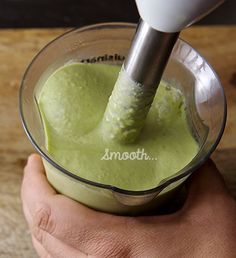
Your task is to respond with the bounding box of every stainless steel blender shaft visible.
[124,19,179,88]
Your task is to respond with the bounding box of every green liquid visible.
[39,63,198,191]
[102,66,157,143]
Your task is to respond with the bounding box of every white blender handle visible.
[135,0,225,33]
[103,0,225,143]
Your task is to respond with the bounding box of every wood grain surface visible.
[0,27,235,257]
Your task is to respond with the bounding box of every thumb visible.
[183,159,232,212]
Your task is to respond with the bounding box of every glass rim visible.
[19,22,227,196]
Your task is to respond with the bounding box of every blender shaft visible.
[124,19,179,89]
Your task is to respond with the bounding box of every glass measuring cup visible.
[20,23,226,215]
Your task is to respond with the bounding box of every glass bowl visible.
[20,23,226,215]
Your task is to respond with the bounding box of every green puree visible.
[39,63,198,191]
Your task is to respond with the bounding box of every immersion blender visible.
[103,0,225,143]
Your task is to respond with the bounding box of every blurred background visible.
[1,0,235,28]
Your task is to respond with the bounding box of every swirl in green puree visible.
[38,63,198,191]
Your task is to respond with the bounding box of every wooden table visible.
[0,26,235,257]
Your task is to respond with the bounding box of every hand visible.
[21,154,236,258]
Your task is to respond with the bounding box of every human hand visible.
[21,154,236,258]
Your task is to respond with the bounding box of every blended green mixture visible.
[103,66,157,143]
[38,63,198,191]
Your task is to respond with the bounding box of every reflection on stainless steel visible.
[124,19,179,89]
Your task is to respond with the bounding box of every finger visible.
[183,159,232,211]
[32,236,51,258]
[22,202,33,229]
[22,153,56,197]
[21,154,56,224]
[32,228,87,258]
[31,193,128,256]
[22,154,128,255]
